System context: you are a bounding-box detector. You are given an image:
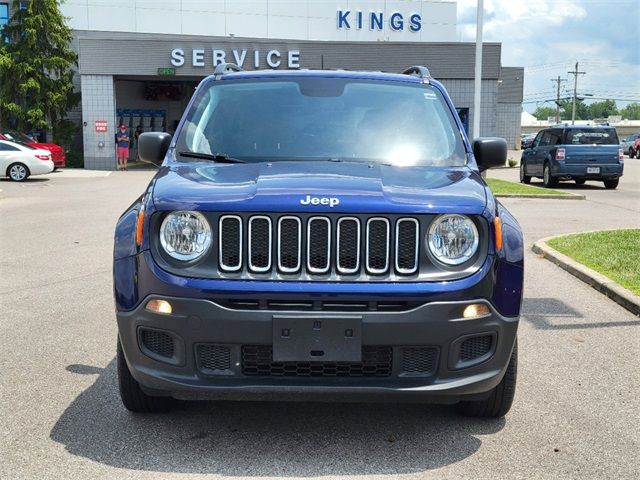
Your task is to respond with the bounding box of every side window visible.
[533,131,544,147]
[549,129,563,145]
[539,131,552,147]
[0,143,19,151]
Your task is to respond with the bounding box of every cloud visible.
[456,0,640,111]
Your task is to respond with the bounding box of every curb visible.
[532,234,640,316]
[496,193,585,200]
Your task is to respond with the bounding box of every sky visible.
[456,0,640,113]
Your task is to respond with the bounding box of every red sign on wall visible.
[95,120,108,133]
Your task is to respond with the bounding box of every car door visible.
[527,130,548,176]
[0,142,22,176]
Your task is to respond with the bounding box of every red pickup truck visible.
[0,130,66,168]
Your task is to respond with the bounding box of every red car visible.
[0,130,66,168]
[631,138,640,159]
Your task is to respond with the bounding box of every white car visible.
[0,140,54,181]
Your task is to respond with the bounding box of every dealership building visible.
[9,0,524,170]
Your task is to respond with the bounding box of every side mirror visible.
[138,132,172,166]
[473,137,507,171]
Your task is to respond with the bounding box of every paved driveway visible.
[1,166,638,479]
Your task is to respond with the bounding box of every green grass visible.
[486,178,569,196]
[548,230,640,296]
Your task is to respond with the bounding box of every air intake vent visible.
[396,219,419,274]
[460,335,493,362]
[248,216,271,272]
[337,217,360,274]
[307,217,331,273]
[140,329,174,358]
[401,347,438,375]
[219,215,242,271]
[366,218,390,274]
[241,345,392,377]
[197,344,231,374]
[277,216,301,273]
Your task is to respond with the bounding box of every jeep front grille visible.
[217,214,420,278]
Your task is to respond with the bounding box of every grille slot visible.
[366,218,390,274]
[460,335,493,362]
[217,299,422,312]
[337,217,360,274]
[219,215,242,271]
[307,217,331,273]
[395,219,419,274]
[140,329,174,358]
[248,216,272,272]
[242,345,392,377]
[197,344,231,374]
[277,216,301,273]
[401,347,438,375]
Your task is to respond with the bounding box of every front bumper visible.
[117,295,519,403]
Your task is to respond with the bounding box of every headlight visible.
[427,214,479,265]
[159,211,212,261]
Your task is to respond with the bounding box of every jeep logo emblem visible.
[300,195,340,207]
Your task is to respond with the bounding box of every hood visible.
[151,161,488,214]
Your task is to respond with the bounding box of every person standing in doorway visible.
[116,124,130,171]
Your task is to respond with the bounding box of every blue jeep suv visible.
[114,65,524,417]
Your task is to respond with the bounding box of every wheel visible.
[603,179,619,189]
[117,337,173,413]
[519,163,531,184]
[7,163,30,182]
[457,340,518,418]
[574,179,586,185]
[542,163,557,188]
[628,148,635,159]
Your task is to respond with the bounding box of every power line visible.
[551,76,568,123]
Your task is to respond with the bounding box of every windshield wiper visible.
[178,151,246,163]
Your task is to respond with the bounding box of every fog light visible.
[463,303,490,319]
[146,299,173,315]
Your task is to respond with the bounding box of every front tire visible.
[603,179,619,189]
[117,337,174,413]
[542,163,557,188]
[7,163,30,182]
[457,341,518,418]
[629,148,636,159]
[519,163,531,184]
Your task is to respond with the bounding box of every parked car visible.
[0,140,54,181]
[114,65,524,418]
[520,125,624,189]
[0,130,66,168]
[521,133,536,149]
[620,133,640,157]
[629,137,640,159]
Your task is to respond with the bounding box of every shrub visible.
[507,158,518,168]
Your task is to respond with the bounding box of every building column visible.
[80,74,117,170]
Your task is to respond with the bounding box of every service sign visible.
[170,48,301,70]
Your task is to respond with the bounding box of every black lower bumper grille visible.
[401,347,438,375]
[241,345,393,377]
[460,335,493,361]
[140,329,174,358]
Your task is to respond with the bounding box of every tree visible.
[533,106,557,121]
[0,0,79,138]
[557,98,589,121]
[587,100,618,119]
[620,102,640,120]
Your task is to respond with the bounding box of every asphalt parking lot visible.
[1,162,639,479]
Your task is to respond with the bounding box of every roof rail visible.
[213,63,243,79]
[402,65,432,81]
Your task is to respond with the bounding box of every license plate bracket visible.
[272,316,362,362]
[587,166,600,174]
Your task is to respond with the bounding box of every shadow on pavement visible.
[521,297,640,329]
[51,360,504,476]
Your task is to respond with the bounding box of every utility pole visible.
[472,0,484,139]
[567,62,586,124]
[551,76,567,124]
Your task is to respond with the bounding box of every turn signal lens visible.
[493,217,503,251]
[146,299,173,315]
[463,303,490,319]
[135,209,145,246]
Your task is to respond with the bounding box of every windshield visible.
[175,77,466,167]
[3,130,33,143]
[564,128,619,145]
